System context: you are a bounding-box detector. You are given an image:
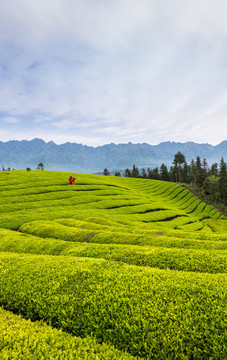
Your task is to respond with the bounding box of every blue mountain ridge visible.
[0,138,226,173]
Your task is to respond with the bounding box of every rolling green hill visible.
[0,170,227,359]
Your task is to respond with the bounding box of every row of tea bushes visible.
[136,180,223,219]
[19,219,227,249]
[56,217,227,241]
[0,307,134,360]
[2,227,227,264]
[0,252,226,359]
[0,171,225,236]
[0,204,219,233]
[0,191,104,214]
[0,228,226,273]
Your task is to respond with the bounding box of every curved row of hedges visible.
[0,307,134,360]
[0,171,226,234]
[7,221,224,273]
[0,171,226,359]
[0,252,226,359]
[19,219,227,246]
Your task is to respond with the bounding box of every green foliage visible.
[0,171,224,232]
[160,163,170,181]
[0,170,226,359]
[219,157,227,205]
[0,227,226,273]
[0,253,226,359]
[37,162,44,170]
[124,168,131,177]
[131,164,139,178]
[202,175,221,203]
[0,307,134,359]
[125,155,227,211]
[103,168,110,176]
[173,151,186,182]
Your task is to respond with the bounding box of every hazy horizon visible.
[1,137,226,148]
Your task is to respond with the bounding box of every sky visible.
[0,0,227,146]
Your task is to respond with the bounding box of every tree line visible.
[2,162,44,171]
[103,151,227,210]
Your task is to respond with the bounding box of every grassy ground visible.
[0,170,226,359]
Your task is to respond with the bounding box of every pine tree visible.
[131,164,139,178]
[103,168,110,176]
[202,158,208,181]
[169,166,176,182]
[124,168,131,177]
[182,162,190,183]
[141,168,147,178]
[195,156,205,188]
[37,162,44,170]
[210,163,218,177]
[160,163,169,181]
[202,175,221,203]
[147,168,152,179]
[151,167,159,180]
[189,159,196,183]
[219,157,227,205]
[173,152,186,182]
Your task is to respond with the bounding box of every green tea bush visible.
[0,171,227,359]
[0,228,226,273]
[0,171,225,235]
[0,253,226,359]
[0,307,135,359]
[177,193,194,207]
[176,221,204,232]
[19,219,217,250]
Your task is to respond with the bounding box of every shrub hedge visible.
[0,307,135,359]
[0,253,226,359]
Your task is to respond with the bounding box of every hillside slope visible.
[0,170,227,359]
[0,170,226,231]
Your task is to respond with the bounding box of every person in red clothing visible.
[69,176,75,185]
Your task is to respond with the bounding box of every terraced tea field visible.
[0,170,227,359]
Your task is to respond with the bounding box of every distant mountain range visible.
[0,138,226,173]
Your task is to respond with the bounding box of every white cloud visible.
[0,0,226,146]
[1,117,20,124]
[51,119,76,129]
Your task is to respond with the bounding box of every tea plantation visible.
[0,170,226,359]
